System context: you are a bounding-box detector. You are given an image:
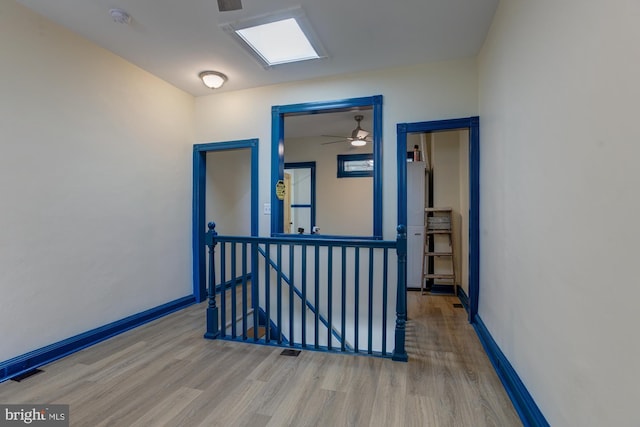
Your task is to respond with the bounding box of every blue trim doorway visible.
[396,117,479,322]
[192,139,259,302]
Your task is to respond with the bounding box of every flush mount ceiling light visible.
[221,7,327,68]
[199,71,228,89]
[109,8,131,24]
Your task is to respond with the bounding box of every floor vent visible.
[453,303,464,308]
[280,349,301,357]
[11,368,44,382]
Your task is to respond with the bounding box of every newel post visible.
[392,224,409,361]
[204,222,220,339]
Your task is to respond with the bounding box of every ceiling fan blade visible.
[321,134,349,139]
[321,140,346,145]
[217,0,242,12]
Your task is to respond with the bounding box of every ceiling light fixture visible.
[199,71,228,89]
[109,8,131,24]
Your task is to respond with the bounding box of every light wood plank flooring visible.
[0,293,521,426]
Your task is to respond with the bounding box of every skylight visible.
[221,8,326,68]
[236,18,319,66]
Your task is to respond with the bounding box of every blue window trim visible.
[272,95,383,239]
[337,153,374,178]
[192,139,259,302]
[284,161,316,232]
[396,117,479,322]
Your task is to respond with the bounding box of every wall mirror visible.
[271,95,383,238]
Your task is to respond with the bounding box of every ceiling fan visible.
[217,0,243,12]
[321,115,373,147]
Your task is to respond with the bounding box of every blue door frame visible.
[192,139,259,302]
[396,117,480,322]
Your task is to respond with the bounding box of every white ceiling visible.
[15,0,498,97]
[285,108,372,140]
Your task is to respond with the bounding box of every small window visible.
[337,153,374,178]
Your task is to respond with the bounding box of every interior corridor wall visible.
[478,1,640,426]
[195,59,479,240]
[206,149,252,236]
[0,0,195,362]
[431,131,465,290]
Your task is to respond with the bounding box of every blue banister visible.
[204,222,219,339]
[206,229,404,359]
[392,225,409,362]
[256,246,348,349]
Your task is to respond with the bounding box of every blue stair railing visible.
[203,222,408,361]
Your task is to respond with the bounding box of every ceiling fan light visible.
[351,139,367,147]
[354,129,369,139]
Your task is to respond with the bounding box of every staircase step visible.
[423,274,455,279]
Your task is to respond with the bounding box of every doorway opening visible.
[283,162,316,234]
[397,118,479,322]
[192,139,259,302]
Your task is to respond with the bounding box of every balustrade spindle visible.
[341,247,347,352]
[204,222,219,339]
[242,243,248,339]
[314,245,320,349]
[276,244,283,344]
[264,243,271,342]
[368,247,374,354]
[289,244,295,346]
[220,242,226,337]
[327,245,333,351]
[231,242,237,338]
[392,225,409,362]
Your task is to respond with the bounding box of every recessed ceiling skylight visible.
[236,18,319,66]
[221,7,327,68]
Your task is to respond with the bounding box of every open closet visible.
[406,130,470,296]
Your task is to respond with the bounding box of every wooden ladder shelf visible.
[421,207,457,295]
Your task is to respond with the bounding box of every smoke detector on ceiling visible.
[109,8,131,24]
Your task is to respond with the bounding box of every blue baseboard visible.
[473,316,550,427]
[429,284,455,294]
[0,295,196,383]
[457,286,470,310]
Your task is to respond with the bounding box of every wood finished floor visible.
[0,293,522,426]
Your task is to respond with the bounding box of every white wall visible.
[478,1,640,426]
[458,130,469,293]
[0,0,194,362]
[431,131,466,289]
[206,149,252,235]
[195,59,479,239]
